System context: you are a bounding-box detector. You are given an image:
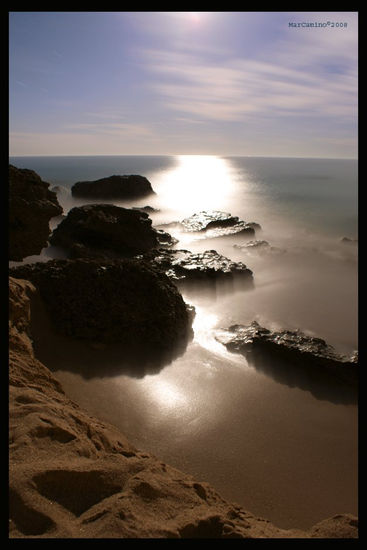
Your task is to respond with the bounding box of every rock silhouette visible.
[49,204,174,258]
[9,165,63,261]
[71,174,155,199]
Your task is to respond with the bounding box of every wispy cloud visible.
[64,121,155,137]
[136,11,357,126]
[9,11,358,157]
[141,45,357,122]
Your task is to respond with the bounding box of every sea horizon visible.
[10,153,358,160]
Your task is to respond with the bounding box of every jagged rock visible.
[9,277,358,539]
[180,211,260,238]
[216,321,358,387]
[49,204,174,259]
[71,174,155,199]
[142,249,253,290]
[9,165,63,261]
[9,259,192,356]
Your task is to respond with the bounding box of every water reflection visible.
[226,346,358,406]
[144,379,190,412]
[155,155,236,219]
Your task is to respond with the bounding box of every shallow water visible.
[11,154,358,529]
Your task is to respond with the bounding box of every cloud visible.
[9,124,160,156]
[64,121,155,137]
[141,46,357,123]
[137,13,357,124]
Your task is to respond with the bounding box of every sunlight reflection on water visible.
[155,155,237,218]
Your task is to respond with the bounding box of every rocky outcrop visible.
[9,259,192,359]
[142,249,254,291]
[181,211,260,238]
[9,277,358,538]
[9,165,63,261]
[49,204,174,259]
[216,321,358,388]
[71,175,155,199]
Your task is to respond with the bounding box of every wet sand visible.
[31,287,358,531]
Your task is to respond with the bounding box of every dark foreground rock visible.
[217,321,358,388]
[143,249,254,290]
[9,277,358,538]
[9,165,63,261]
[10,259,192,358]
[71,174,155,199]
[49,204,174,259]
[181,211,260,238]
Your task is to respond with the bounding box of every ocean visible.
[9,154,358,529]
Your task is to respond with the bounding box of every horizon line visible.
[9,153,358,161]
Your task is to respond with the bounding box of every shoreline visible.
[9,277,358,538]
[8,163,358,538]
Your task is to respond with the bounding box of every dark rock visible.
[140,249,254,299]
[181,211,260,238]
[9,165,63,261]
[49,204,174,259]
[9,259,193,358]
[71,175,155,199]
[145,249,253,284]
[217,321,358,389]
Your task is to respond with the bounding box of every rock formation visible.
[9,259,192,358]
[71,175,155,199]
[233,240,286,256]
[142,248,254,291]
[49,204,174,259]
[216,321,358,387]
[9,277,358,538]
[9,165,63,261]
[181,211,260,238]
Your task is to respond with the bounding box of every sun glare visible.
[157,155,234,218]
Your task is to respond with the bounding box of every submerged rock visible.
[217,321,358,387]
[9,258,193,356]
[143,249,253,289]
[9,165,63,261]
[71,174,155,199]
[181,211,260,238]
[234,240,286,255]
[49,204,174,259]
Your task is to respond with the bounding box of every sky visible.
[9,11,358,158]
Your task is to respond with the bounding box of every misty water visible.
[10,155,358,530]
